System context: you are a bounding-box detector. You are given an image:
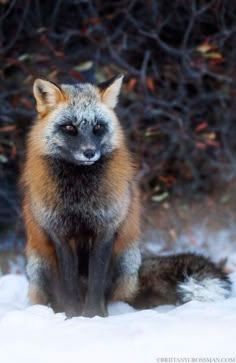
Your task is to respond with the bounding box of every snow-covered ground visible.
[0,273,236,362]
[1,223,236,362]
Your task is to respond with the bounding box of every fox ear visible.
[33,79,65,115]
[98,74,124,109]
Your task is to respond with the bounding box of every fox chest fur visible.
[30,157,130,241]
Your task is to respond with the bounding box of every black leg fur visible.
[50,232,81,317]
[83,235,114,317]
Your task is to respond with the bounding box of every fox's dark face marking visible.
[33,75,124,166]
[57,119,106,165]
[49,103,113,165]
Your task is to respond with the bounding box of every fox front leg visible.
[83,233,114,317]
[50,232,81,317]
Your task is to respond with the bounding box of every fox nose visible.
[83,148,96,159]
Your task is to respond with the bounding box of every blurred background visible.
[0,0,236,275]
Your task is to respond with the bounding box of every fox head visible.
[31,75,124,165]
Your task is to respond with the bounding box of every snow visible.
[0,274,236,362]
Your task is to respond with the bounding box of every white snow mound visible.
[0,273,236,362]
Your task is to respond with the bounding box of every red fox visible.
[21,76,231,318]
[21,75,141,317]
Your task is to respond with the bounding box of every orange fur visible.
[23,199,57,267]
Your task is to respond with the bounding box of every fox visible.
[21,75,141,318]
[21,75,231,318]
[129,253,232,309]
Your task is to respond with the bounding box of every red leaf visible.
[126,78,137,91]
[54,51,64,58]
[195,121,208,133]
[10,144,17,159]
[195,142,207,150]
[159,175,176,187]
[0,125,16,132]
[210,57,224,65]
[146,77,155,91]
[20,97,33,110]
[206,139,220,147]
[69,70,84,81]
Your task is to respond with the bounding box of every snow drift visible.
[0,273,236,362]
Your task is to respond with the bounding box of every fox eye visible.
[61,124,77,135]
[93,123,105,136]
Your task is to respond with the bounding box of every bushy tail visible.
[129,253,232,309]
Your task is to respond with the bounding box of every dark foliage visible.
[0,0,236,225]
